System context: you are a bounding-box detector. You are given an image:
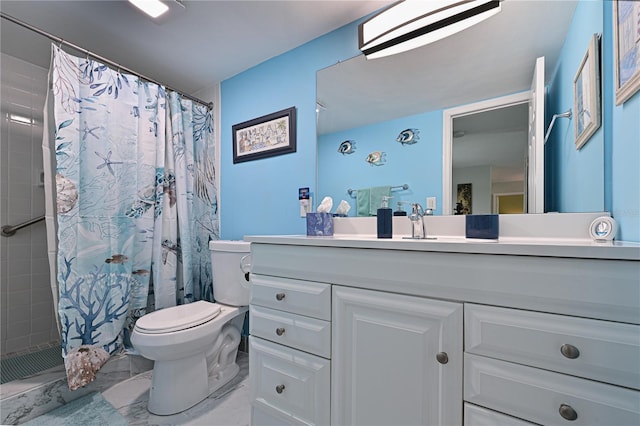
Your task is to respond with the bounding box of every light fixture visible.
[128,0,170,19]
[359,0,503,59]
[8,113,33,125]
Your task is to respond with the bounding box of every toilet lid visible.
[134,301,221,334]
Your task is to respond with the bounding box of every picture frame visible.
[455,183,472,215]
[613,0,640,105]
[573,34,601,150]
[232,107,296,163]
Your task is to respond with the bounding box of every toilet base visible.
[148,353,209,415]
[147,353,242,415]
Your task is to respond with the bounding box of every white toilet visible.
[131,240,251,415]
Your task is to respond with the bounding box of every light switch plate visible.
[427,197,436,210]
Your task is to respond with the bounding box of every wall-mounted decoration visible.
[338,140,356,155]
[455,183,472,215]
[365,151,386,166]
[613,0,640,105]
[573,34,601,150]
[396,128,420,145]
[396,129,420,145]
[232,107,296,163]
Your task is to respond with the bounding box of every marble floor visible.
[102,351,251,425]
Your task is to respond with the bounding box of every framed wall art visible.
[613,0,640,105]
[232,107,296,163]
[573,33,601,150]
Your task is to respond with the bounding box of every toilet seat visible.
[134,301,221,334]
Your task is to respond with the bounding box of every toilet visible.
[131,240,251,415]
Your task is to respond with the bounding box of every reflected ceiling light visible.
[359,0,503,59]
[8,113,33,125]
[128,0,170,19]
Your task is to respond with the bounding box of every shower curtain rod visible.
[1,12,214,111]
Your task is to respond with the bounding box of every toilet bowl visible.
[131,240,251,415]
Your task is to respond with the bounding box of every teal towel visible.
[369,186,392,215]
[356,188,371,217]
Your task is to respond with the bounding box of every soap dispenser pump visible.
[377,196,393,239]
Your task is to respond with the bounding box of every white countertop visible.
[244,234,640,261]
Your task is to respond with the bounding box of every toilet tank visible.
[209,240,251,306]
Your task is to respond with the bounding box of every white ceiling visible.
[0,0,394,95]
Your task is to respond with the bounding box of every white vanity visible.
[246,214,640,425]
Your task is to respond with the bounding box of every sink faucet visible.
[408,203,432,239]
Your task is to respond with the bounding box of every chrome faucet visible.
[407,203,433,239]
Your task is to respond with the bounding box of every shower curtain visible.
[43,45,219,390]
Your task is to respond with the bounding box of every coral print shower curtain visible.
[44,45,218,390]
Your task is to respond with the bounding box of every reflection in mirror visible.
[316,0,597,216]
[452,103,528,215]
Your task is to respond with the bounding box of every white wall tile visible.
[2,52,53,354]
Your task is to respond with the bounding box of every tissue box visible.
[465,214,499,240]
[306,212,334,236]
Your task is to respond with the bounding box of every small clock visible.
[589,216,617,242]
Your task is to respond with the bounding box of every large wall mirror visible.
[316,0,602,216]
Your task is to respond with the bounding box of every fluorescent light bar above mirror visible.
[128,0,170,19]
[359,0,502,59]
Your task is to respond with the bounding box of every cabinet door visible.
[250,336,330,426]
[332,286,463,426]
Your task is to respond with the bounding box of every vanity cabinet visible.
[249,275,331,425]
[464,303,640,425]
[332,285,463,425]
[246,236,640,426]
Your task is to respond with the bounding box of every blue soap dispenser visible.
[377,196,393,238]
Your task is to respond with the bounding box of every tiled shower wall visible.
[0,52,58,356]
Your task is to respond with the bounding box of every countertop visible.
[244,234,640,261]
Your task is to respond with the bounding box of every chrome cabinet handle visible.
[275,384,285,394]
[436,352,449,364]
[275,292,285,301]
[559,404,578,421]
[276,327,286,336]
[560,344,580,359]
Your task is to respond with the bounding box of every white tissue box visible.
[306,213,333,236]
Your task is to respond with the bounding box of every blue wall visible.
[222,2,640,242]
[603,2,640,242]
[546,0,604,214]
[318,111,443,216]
[220,23,360,240]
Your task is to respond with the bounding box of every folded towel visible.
[356,188,371,217]
[369,186,391,215]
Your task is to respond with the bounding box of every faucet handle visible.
[411,203,425,216]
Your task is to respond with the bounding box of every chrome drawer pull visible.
[436,352,449,364]
[275,384,285,394]
[559,404,578,421]
[560,344,580,359]
[276,327,286,336]
[275,292,286,301]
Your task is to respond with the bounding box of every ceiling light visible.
[128,0,169,19]
[359,0,502,59]
[8,113,33,125]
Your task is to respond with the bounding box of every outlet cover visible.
[427,197,437,210]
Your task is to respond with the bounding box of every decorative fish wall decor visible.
[338,140,356,155]
[365,151,386,166]
[396,128,420,145]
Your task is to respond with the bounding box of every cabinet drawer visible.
[250,305,331,358]
[249,336,330,426]
[464,403,535,426]
[251,275,331,321]
[465,304,640,389]
[465,353,640,426]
